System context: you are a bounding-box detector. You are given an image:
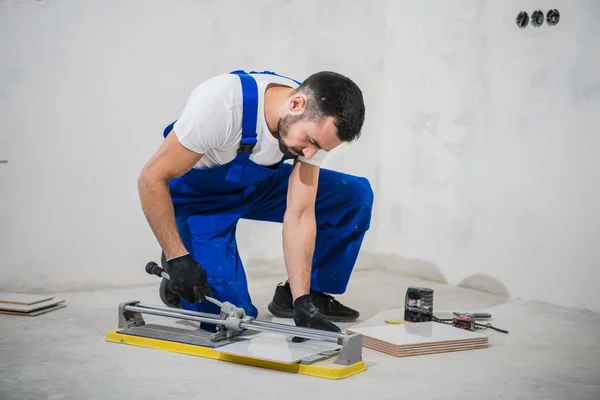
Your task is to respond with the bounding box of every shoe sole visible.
[267,300,294,318]
[267,301,359,323]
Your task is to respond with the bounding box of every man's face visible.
[276,104,343,159]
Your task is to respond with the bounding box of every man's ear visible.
[289,94,307,114]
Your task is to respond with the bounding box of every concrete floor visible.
[1,268,599,400]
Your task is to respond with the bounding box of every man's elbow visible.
[137,165,167,194]
[137,167,151,192]
[284,205,316,222]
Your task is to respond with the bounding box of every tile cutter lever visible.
[114,262,363,366]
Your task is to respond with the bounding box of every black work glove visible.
[292,294,341,342]
[166,253,211,304]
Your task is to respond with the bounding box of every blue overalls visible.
[162,70,374,329]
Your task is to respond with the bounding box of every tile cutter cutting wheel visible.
[105,262,366,379]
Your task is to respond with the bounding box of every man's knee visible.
[340,175,374,209]
[338,175,374,231]
[356,177,374,209]
[356,177,374,230]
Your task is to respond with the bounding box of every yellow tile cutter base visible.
[105,300,366,379]
[105,262,366,379]
[105,327,366,380]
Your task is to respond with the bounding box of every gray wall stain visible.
[531,69,548,88]
[408,111,442,137]
[390,205,403,234]
[357,252,448,284]
[572,83,600,103]
[358,253,511,298]
[458,274,510,297]
[454,108,473,126]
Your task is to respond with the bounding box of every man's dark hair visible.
[296,71,365,142]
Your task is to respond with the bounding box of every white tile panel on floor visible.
[347,321,487,346]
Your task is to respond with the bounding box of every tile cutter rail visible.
[110,262,363,367]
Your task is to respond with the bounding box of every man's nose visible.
[303,146,318,159]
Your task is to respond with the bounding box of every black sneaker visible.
[267,281,360,322]
[267,281,295,318]
[158,252,181,308]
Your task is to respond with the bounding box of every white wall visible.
[1,0,599,312]
[377,0,600,312]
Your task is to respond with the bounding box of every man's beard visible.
[278,136,296,158]
[276,115,302,157]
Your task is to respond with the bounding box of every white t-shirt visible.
[172,73,328,169]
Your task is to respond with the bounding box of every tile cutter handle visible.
[145,261,222,308]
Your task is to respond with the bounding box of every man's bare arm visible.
[283,159,320,301]
[137,131,203,259]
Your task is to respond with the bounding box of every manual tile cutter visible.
[104,262,366,379]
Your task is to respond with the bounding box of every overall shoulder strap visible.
[223,70,261,183]
[230,70,259,155]
[249,70,302,85]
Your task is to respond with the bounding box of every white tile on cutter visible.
[215,332,341,364]
[347,321,487,346]
[268,317,296,326]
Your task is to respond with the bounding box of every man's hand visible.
[166,253,212,303]
[292,294,341,342]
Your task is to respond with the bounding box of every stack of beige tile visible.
[346,321,488,357]
[0,292,66,316]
